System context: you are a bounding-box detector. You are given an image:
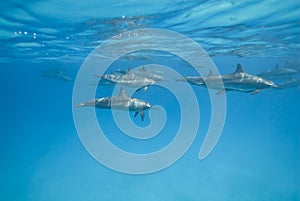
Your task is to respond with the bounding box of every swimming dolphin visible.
[118,67,165,82]
[95,73,156,91]
[76,88,151,121]
[179,64,280,94]
[257,64,298,79]
[40,69,72,82]
[278,78,300,88]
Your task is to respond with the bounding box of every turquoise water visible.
[1,0,300,200]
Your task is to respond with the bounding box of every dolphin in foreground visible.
[95,73,156,91]
[76,88,151,121]
[179,64,281,94]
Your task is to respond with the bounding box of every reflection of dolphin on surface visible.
[76,88,151,121]
[95,73,156,91]
[40,69,72,82]
[257,64,298,79]
[178,64,280,94]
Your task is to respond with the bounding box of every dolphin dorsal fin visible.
[208,69,214,76]
[234,64,245,73]
[119,87,127,97]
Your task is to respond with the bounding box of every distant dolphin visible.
[40,70,72,82]
[95,73,156,91]
[278,78,300,88]
[179,64,280,94]
[76,88,151,121]
[257,64,298,79]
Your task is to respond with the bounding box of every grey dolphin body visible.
[41,70,72,82]
[257,64,298,79]
[76,88,151,121]
[278,78,300,88]
[114,66,165,81]
[180,64,280,94]
[96,73,156,91]
[126,67,165,82]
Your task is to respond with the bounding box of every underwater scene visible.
[1,0,300,200]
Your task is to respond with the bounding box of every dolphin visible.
[40,69,72,82]
[176,70,215,86]
[124,67,165,82]
[111,67,165,82]
[257,64,298,79]
[179,64,280,94]
[76,88,151,121]
[95,73,156,91]
[278,78,300,88]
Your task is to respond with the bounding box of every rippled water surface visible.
[1,0,300,62]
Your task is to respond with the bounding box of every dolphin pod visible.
[77,63,299,121]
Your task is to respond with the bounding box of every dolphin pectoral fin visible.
[140,111,145,121]
[216,89,226,95]
[251,89,261,95]
[134,112,139,118]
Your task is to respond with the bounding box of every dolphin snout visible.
[270,82,282,89]
[75,103,85,107]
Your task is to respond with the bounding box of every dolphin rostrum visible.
[179,64,280,94]
[76,88,151,121]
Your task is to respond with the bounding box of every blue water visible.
[1,0,300,200]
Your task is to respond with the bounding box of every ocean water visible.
[1,0,300,201]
